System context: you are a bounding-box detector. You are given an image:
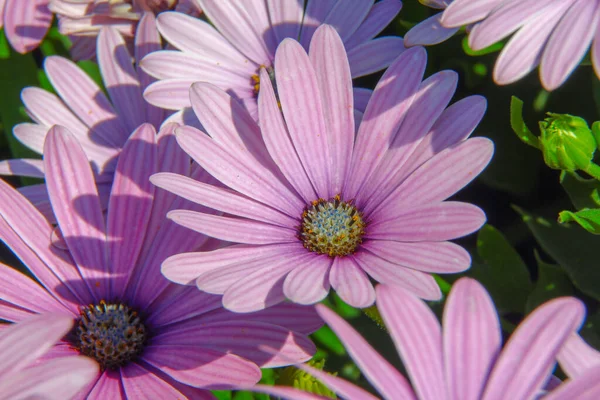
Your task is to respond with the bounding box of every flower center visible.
[300,195,366,257]
[251,65,277,98]
[75,301,147,370]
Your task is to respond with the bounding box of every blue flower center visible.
[300,195,366,257]
[76,301,146,370]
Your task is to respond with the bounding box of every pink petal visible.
[362,240,471,273]
[444,278,501,400]
[441,0,504,28]
[106,124,157,298]
[3,0,52,53]
[345,0,403,48]
[0,159,44,178]
[347,37,406,78]
[44,126,109,301]
[266,0,304,43]
[316,303,415,399]
[309,25,355,195]
[544,366,600,400]
[404,12,460,47]
[142,345,261,388]
[320,0,373,42]
[482,297,586,400]
[329,257,375,308]
[121,363,186,399]
[97,27,145,133]
[376,284,448,400]
[367,202,487,242]
[298,0,337,48]
[87,370,125,400]
[143,78,199,110]
[283,254,333,305]
[20,87,87,136]
[275,38,332,199]
[258,68,318,203]
[12,123,47,154]
[353,250,442,300]
[540,0,600,91]
[558,333,600,378]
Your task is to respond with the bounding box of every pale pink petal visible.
[97,27,145,133]
[376,284,448,400]
[362,240,471,273]
[4,0,52,53]
[344,46,427,199]
[121,363,187,399]
[17,184,54,223]
[444,278,501,400]
[405,12,459,47]
[142,346,261,388]
[283,254,333,305]
[143,78,199,110]
[544,366,600,400]
[12,123,47,154]
[44,126,109,301]
[441,0,504,28]
[0,159,44,178]
[354,250,442,300]
[329,257,375,308]
[345,0,403,48]
[107,124,157,298]
[317,303,415,399]
[87,370,125,400]
[347,37,406,78]
[558,333,600,378]
[540,0,600,91]
[321,0,373,42]
[298,0,337,48]
[275,38,332,199]
[593,21,600,82]
[266,0,304,43]
[309,25,354,195]
[482,297,586,400]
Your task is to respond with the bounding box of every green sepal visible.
[560,171,600,209]
[558,208,600,234]
[509,96,540,149]
[277,359,337,399]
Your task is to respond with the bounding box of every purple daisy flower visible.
[0,314,98,399]
[0,124,321,398]
[0,22,166,221]
[251,278,595,400]
[0,0,53,54]
[153,25,493,312]
[140,0,405,119]
[406,0,600,91]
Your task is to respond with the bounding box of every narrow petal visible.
[44,126,109,301]
[12,123,47,154]
[0,159,44,178]
[344,46,426,200]
[362,240,471,273]
[329,257,375,308]
[121,363,186,399]
[283,254,333,305]
[557,333,600,378]
[404,13,459,47]
[544,366,600,400]
[87,370,125,400]
[376,284,448,400]
[444,278,502,400]
[345,0,403,48]
[540,0,600,90]
[482,297,586,400]
[4,0,52,53]
[321,0,373,42]
[97,27,145,133]
[106,124,157,298]
[167,211,297,245]
[143,78,199,110]
[142,346,261,389]
[146,286,222,328]
[309,25,355,195]
[441,0,504,28]
[275,38,332,199]
[266,0,304,43]
[298,0,337,48]
[367,202,487,242]
[316,303,415,399]
[347,37,406,78]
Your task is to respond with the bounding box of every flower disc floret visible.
[300,195,365,257]
[76,301,147,370]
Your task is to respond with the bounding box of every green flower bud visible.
[276,358,337,399]
[538,113,597,172]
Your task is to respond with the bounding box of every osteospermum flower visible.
[0,0,53,54]
[0,124,320,398]
[0,23,165,221]
[0,314,98,399]
[140,0,405,118]
[251,278,597,400]
[50,0,201,59]
[405,0,600,91]
[154,25,493,312]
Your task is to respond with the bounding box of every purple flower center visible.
[300,195,366,257]
[75,301,147,370]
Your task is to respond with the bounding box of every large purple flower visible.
[251,278,596,400]
[0,314,98,399]
[154,25,493,312]
[140,0,405,119]
[0,124,320,399]
[405,0,600,91]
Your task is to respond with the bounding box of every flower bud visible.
[538,113,597,172]
[276,358,337,398]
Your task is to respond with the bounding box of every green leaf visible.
[311,325,346,356]
[525,250,575,313]
[510,96,540,149]
[514,205,600,301]
[461,36,504,56]
[560,171,600,209]
[558,208,600,234]
[468,224,532,313]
